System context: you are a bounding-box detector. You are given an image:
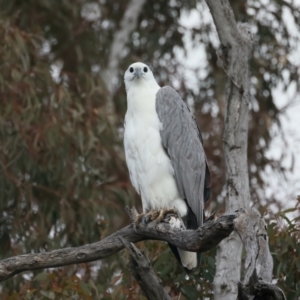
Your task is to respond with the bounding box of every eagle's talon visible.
[134,209,179,227]
[134,210,159,227]
[141,214,152,226]
[134,213,145,227]
[155,208,179,223]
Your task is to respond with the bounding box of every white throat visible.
[126,80,160,115]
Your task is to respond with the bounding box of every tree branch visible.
[0,211,235,283]
[103,0,146,124]
[238,271,286,300]
[235,209,286,300]
[120,237,171,300]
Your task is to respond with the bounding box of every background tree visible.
[0,0,299,299]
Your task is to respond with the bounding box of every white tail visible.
[178,249,197,270]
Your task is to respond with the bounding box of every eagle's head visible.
[124,62,157,91]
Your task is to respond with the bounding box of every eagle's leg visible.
[134,208,179,226]
[135,210,161,226]
[155,208,178,223]
[149,208,186,230]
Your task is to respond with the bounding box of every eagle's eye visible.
[129,67,134,73]
[143,67,148,73]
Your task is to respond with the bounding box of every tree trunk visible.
[204,1,253,299]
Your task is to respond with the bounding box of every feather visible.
[156,86,211,228]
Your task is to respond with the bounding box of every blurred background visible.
[0,0,299,299]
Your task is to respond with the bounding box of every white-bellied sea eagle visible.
[123,62,211,271]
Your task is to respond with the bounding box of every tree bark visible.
[204,0,253,299]
[0,211,235,283]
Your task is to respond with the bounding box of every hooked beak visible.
[134,67,142,79]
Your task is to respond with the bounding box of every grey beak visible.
[134,67,142,79]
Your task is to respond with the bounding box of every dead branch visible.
[0,208,286,300]
[120,237,171,300]
[0,209,235,283]
[238,270,286,300]
[235,209,286,300]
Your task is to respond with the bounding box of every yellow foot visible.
[135,208,178,227]
[155,208,178,223]
[135,210,160,226]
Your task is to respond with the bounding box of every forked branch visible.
[0,209,235,282]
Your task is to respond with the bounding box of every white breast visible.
[124,84,187,217]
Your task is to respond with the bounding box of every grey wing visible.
[156,86,211,227]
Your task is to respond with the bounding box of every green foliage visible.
[2,272,100,300]
[0,0,299,298]
[268,199,300,299]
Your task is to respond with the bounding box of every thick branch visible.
[120,238,171,300]
[235,209,286,300]
[235,208,273,284]
[0,213,235,282]
[238,273,286,300]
